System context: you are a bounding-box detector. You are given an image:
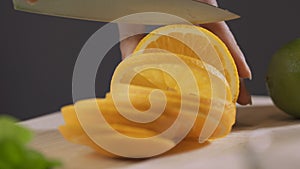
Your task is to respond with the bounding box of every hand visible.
[118,0,252,105]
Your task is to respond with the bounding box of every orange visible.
[59,25,239,158]
[134,24,239,102]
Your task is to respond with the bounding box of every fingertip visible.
[237,78,252,105]
[237,62,252,80]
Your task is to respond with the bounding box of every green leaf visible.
[0,139,25,167]
[0,116,33,144]
[0,116,62,169]
[21,149,61,169]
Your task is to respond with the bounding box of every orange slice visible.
[134,24,239,102]
[59,89,235,157]
[112,52,232,101]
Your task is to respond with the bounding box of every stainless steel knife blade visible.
[13,0,240,25]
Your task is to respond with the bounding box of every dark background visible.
[1,0,300,120]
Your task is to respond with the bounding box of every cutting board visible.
[23,97,300,169]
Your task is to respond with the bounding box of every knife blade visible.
[13,0,239,25]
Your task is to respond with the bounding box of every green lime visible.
[266,38,300,118]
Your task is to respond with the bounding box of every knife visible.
[13,0,239,25]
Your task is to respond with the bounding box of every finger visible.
[237,78,252,105]
[196,0,252,104]
[201,22,252,79]
[119,34,145,59]
[118,23,146,59]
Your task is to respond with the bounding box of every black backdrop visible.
[1,0,300,120]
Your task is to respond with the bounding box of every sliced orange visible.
[105,84,236,140]
[59,24,238,158]
[59,89,235,155]
[134,24,239,102]
[112,52,232,101]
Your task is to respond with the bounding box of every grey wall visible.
[1,0,121,120]
[1,0,300,120]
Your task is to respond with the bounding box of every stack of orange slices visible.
[59,24,239,158]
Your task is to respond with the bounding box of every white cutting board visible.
[22,96,300,169]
